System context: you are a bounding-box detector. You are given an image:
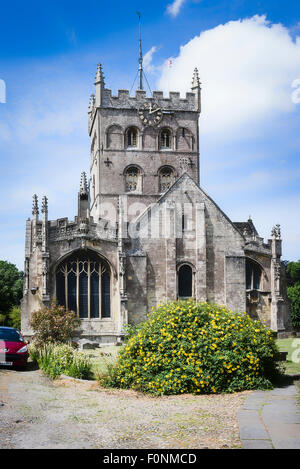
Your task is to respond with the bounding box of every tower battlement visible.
[98,88,199,112]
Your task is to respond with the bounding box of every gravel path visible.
[0,366,248,449]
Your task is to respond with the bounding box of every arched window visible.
[246,259,262,290]
[106,125,123,149]
[126,127,138,148]
[56,251,111,319]
[125,166,141,192]
[178,264,193,298]
[176,127,193,151]
[160,128,172,149]
[159,166,175,192]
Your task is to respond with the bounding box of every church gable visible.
[134,172,244,250]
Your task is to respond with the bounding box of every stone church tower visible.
[21,44,291,342]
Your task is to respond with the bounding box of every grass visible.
[81,345,122,379]
[276,338,300,375]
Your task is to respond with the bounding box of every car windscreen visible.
[0,329,23,342]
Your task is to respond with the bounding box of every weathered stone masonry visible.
[21,64,290,343]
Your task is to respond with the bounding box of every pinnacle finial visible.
[271,224,281,240]
[191,67,200,89]
[41,196,48,214]
[88,94,95,112]
[80,172,88,195]
[95,63,104,85]
[32,194,39,216]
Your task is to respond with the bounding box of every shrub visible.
[105,300,281,395]
[29,342,92,379]
[8,306,21,329]
[30,301,79,347]
[287,284,300,329]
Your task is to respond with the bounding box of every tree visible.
[287,284,300,329]
[8,306,21,330]
[30,301,80,347]
[285,260,300,329]
[286,260,300,285]
[0,260,23,325]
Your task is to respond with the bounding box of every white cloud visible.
[143,46,158,73]
[166,0,187,18]
[14,102,86,143]
[157,15,300,137]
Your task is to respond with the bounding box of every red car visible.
[0,327,29,368]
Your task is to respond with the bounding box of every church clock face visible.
[138,102,163,126]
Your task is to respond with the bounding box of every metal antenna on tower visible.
[137,11,143,90]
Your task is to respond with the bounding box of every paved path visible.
[238,383,300,449]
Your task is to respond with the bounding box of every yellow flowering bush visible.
[105,300,281,395]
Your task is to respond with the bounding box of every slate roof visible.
[233,219,259,237]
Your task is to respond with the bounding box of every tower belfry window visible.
[127,127,138,148]
[160,129,171,149]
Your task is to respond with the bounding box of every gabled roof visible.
[133,172,244,239]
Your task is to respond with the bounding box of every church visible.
[21,50,291,343]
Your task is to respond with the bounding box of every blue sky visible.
[0,0,300,269]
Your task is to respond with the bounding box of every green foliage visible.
[30,300,80,347]
[287,284,300,329]
[105,300,281,395]
[122,323,139,340]
[0,260,23,324]
[8,306,21,329]
[285,260,300,329]
[29,342,92,379]
[286,260,300,285]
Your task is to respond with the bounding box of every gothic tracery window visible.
[160,128,172,149]
[56,251,111,319]
[159,166,175,192]
[125,166,141,192]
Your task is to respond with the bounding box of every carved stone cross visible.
[104,157,113,167]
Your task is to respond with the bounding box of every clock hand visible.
[149,107,161,114]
